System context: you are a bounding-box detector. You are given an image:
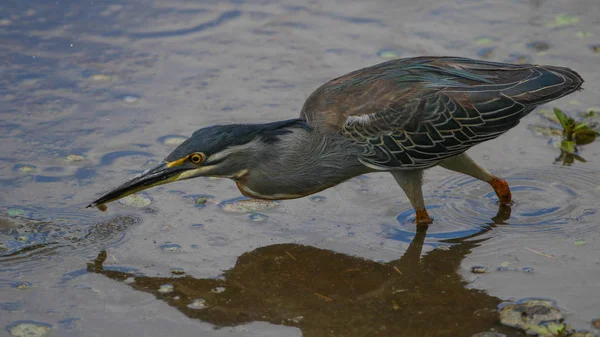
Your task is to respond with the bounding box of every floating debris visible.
[547,14,580,28]
[576,31,593,38]
[123,277,135,284]
[477,47,495,59]
[574,240,586,246]
[591,45,600,53]
[89,74,112,82]
[7,209,26,217]
[592,318,600,329]
[158,284,174,294]
[16,235,29,243]
[159,243,181,252]
[187,298,207,310]
[377,49,400,59]
[96,204,108,212]
[170,268,185,275]
[522,267,534,273]
[211,286,226,294]
[309,195,326,203]
[526,41,551,52]
[471,266,488,274]
[499,298,564,333]
[14,164,37,174]
[7,321,52,337]
[122,95,140,104]
[118,194,152,208]
[249,213,268,222]
[475,37,494,45]
[0,19,12,26]
[505,53,531,64]
[65,154,85,162]
[158,135,188,146]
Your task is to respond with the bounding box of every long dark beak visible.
[87,161,184,209]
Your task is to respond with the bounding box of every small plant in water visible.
[528,108,599,165]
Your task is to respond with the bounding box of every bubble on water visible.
[220,197,279,213]
[65,154,85,162]
[14,282,32,290]
[377,49,400,59]
[158,284,174,293]
[249,213,268,222]
[88,74,112,82]
[118,194,152,208]
[157,135,188,146]
[7,321,52,337]
[471,266,488,274]
[187,299,208,310]
[159,243,181,252]
[14,164,37,174]
[170,268,185,275]
[309,196,326,203]
[122,95,140,104]
[211,286,226,294]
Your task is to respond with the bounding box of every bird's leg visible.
[439,153,512,204]
[391,170,432,226]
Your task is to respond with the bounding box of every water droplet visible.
[211,287,226,293]
[122,95,140,104]
[159,243,181,252]
[309,196,326,202]
[471,266,488,274]
[187,298,207,310]
[170,268,185,275]
[158,284,174,293]
[118,194,152,208]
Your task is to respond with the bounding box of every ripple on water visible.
[387,167,600,244]
[0,206,139,272]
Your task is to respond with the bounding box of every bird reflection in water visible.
[88,204,526,337]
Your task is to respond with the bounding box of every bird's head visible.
[87,119,311,210]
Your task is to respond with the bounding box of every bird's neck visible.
[236,128,368,200]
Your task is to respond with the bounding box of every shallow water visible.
[2,0,600,336]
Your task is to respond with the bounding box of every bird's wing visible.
[300,57,583,170]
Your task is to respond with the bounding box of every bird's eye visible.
[190,153,205,164]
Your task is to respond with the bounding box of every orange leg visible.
[415,208,432,226]
[489,176,512,204]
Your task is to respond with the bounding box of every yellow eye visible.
[190,153,205,164]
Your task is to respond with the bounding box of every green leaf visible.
[574,129,598,145]
[560,140,576,153]
[573,153,587,162]
[573,122,591,132]
[554,108,571,130]
[538,108,560,124]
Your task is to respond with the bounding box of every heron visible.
[88,56,583,225]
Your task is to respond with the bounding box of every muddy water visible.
[1,0,600,336]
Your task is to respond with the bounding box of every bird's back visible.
[300,56,583,169]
